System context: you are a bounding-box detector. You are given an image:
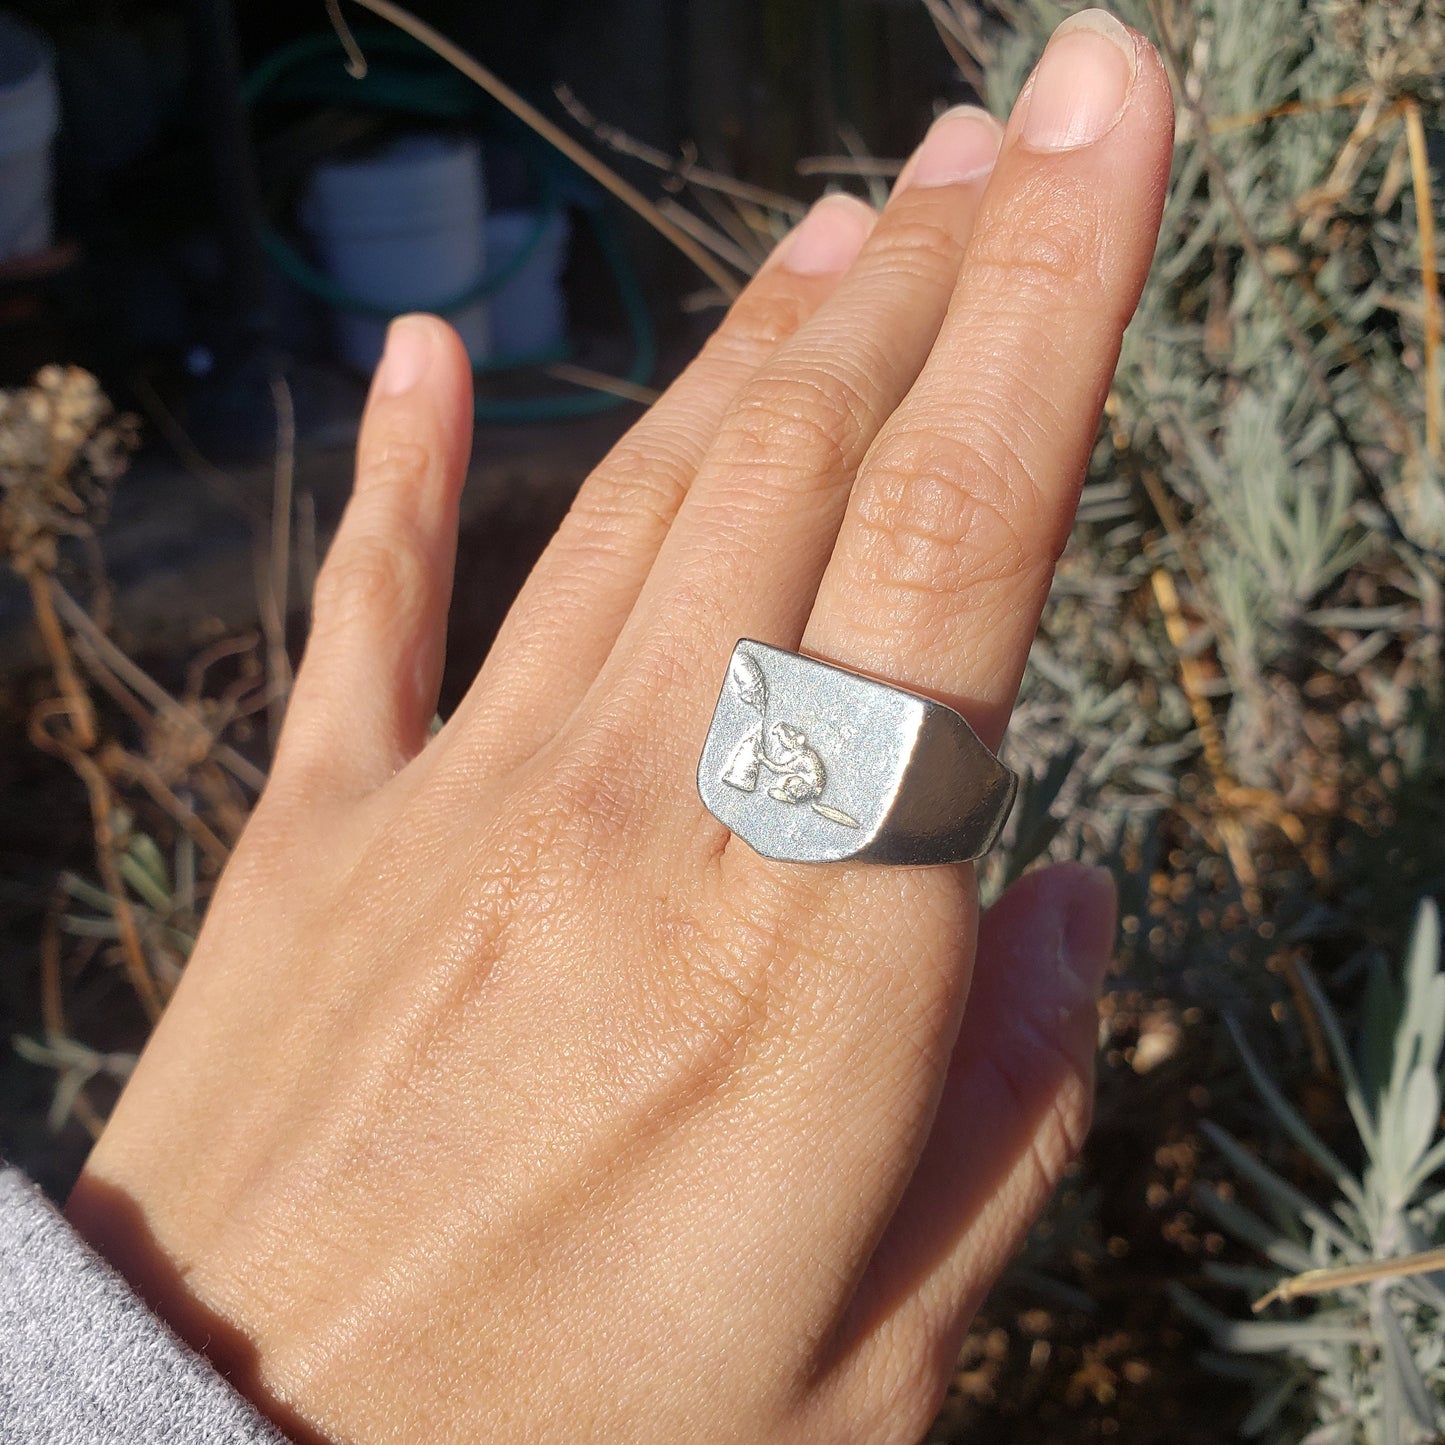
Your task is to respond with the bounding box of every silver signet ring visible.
[697,640,1018,866]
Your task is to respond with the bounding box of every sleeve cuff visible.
[0,1165,288,1444]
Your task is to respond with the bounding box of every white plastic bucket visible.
[0,13,59,262]
[302,134,488,371]
[485,208,569,362]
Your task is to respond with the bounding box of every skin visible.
[66,13,1174,1443]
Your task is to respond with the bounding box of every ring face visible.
[697,640,1018,866]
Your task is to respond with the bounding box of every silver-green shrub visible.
[1177,901,1445,1443]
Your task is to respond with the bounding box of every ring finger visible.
[448,194,877,774]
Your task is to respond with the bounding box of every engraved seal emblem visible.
[718,650,859,829]
[699,639,1019,865]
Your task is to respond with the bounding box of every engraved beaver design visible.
[720,650,859,829]
[758,721,825,803]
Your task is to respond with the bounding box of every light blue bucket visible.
[302,133,489,371]
[0,12,59,261]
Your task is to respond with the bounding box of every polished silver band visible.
[697,640,1018,866]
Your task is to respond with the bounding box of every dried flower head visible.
[0,366,137,578]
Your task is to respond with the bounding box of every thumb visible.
[838,862,1118,1367]
[959,860,1118,1093]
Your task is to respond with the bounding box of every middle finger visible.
[589,106,1005,795]
[801,10,1173,750]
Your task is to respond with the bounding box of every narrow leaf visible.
[1240,1369,1306,1438]
[1374,1294,1438,1432]
[1193,1182,1316,1273]
[1225,1016,1366,1212]
[1200,1123,1363,1261]
[1295,959,1376,1152]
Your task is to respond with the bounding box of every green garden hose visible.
[246,30,657,422]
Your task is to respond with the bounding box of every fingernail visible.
[778,194,875,275]
[1059,863,1118,1000]
[896,105,1003,190]
[1020,9,1137,153]
[374,315,434,398]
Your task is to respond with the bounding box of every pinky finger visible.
[821,864,1116,1426]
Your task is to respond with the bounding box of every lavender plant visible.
[945,0,1445,929]
[1175,901,1445,1443]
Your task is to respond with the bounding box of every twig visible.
[66,632,165,740]
[1144,0,1445,572]
[264,371,296,749]
[1150,569,1329,1074]
[323,0,368,78]
[185,632,262,704]
[545,363,661,407]
[1403,100,1442,463]
[105,748,233,871]
[655,197,761,276]
[40,897,67,1042]
[28,703,164,1022]
[687,181,772,272]
[50,583,268,794]
[796,156,903,179]
[24,571,97,749]
[1254,1245,1445,1313]
[1209,86,1375,135]
[338,0,742,298]
[554,85,805,218]
[837,123,890,212]
[1296,91,1397,241]
[129,372,263,526]
[1134,443,1252,704]
[1150,569,1233,794]
[920,0,987,92]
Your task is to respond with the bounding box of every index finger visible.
[801,10,1174,749]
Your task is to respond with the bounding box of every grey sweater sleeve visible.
[0,1166,287,1444]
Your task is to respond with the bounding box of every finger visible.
[272,315,474,800]
[803,11,1174,750]
[584,106,1006,808]
[824,864,1115,1411]
[446,195,876,774]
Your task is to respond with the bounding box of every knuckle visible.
[853,428,1041,604]
[715,363,874,492]
[636,884,797,1090]
[577,431,694,535]
[356,433,434,496]
[528,735,644,856]
[967,173,1112,303]
[312,522,434,638]
[615,869,843,1111]
[865,211,969,284]
[716,283,815,357]
[470,791,573,920]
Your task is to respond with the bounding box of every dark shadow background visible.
[0,0,970,1195]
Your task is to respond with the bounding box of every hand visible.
[68,13,1172,1443]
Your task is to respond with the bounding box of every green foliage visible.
[938,1,1445,1434]
[11,819,196,1134]
[955,0,1445,888]
[1181,901,1445,1444]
